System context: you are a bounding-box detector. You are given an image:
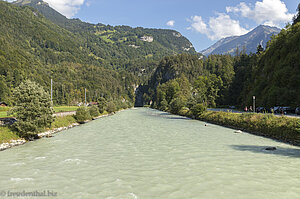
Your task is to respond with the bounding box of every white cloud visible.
[226,0,294,26]
[189,14,249,40]
[5,0,85,18]
[43,0,85,18]
[166,20,175,27]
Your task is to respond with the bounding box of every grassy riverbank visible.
[0,106,78,119]
[199,111,300,146]
[0,109,111,144]
[0,126,20,144]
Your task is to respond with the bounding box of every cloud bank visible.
[189,14,249,40]
[226,0,294,26]
[43,0,85,18]
[189,0,293,40]
[5,0,86,18]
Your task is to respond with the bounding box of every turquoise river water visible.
[0,108,300,199]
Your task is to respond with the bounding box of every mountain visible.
[0,0,136,106]
[201,25,281,56]
[12,0,197,76]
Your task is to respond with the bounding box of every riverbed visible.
[0,108,299,198]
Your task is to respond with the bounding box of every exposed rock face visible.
[128,44,140,49]
[173,32,182,37]
[140,36,154,42]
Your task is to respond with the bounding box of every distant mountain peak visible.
[201,25,281,56]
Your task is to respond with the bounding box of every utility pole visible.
[51,79,53,103]
[84,88,86,106]
[253,96,255,112]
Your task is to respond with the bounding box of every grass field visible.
[0,112,8,118]
[0,106,78,118]
[53,106,78,113]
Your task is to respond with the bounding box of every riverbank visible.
[152,107,300,146]
[198,111,300,146]
[0,110,119,151]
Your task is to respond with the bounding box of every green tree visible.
[89,105,100,118]
[75,107,91,123]
[9,80,54,139]
[190,103,207,118]
[292,3,300,25]
[97,97,107,113]
[0,75,9,103]
[169,94,187,114]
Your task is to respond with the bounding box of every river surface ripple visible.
[1,108,300,199]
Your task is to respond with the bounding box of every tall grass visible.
[0,126,20,144]
[51,115,77,129]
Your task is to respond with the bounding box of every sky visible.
[7,0,299,51]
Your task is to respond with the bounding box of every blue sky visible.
[8,0,299,51]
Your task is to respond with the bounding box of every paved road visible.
[208,108,300,118]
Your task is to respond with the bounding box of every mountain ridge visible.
[201,25,281,56]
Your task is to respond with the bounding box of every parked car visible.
[295,107,300,115]
[279,107,294,114]
[256,107,267,113]
[272,106,281,113]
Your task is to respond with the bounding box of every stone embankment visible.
[0,139,26,151]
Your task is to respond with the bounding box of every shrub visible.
[75,107,91,123]
[169,96,186,114]
[8,80,54,139]
[106,101,117,113]
[190,103,207,118]
[89,105,100,118]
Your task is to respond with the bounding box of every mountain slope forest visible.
[13,0,197,74]
[0,0,196,106]
[141,17,300,110]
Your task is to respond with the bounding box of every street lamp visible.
[253,96,255,112]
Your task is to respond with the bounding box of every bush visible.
[169,95,187,114]
[106,101,117,113]
[75,107,91,123]
[89,105,100,118]
[8,80,54,139]
[190,103,207,118]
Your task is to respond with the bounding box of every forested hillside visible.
[0,1,136,106]
[0,0,197,107]
[142,17,300,111]
[14,0,197,75]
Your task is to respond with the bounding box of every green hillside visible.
[0,0,198,106]
[13,0,197,75]
[240,22,300,107]
[0,0,136,106]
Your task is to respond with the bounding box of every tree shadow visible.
[231,145,300,158]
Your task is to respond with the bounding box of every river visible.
[0,108,300,198]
